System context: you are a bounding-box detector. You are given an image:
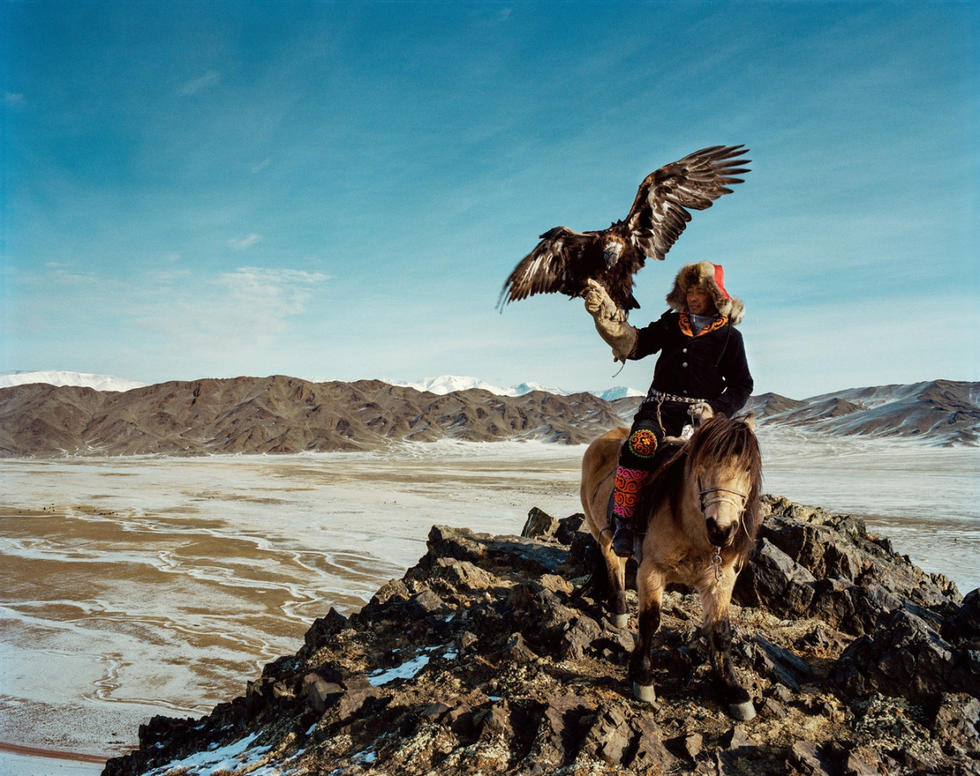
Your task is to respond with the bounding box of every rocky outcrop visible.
[734,496,960,635]
[102,498,977,776]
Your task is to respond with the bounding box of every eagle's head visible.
[602,235,626,269]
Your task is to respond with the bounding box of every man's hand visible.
[583,279,615,318]
[689,402,715,425]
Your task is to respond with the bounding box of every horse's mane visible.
[646,414,763,562]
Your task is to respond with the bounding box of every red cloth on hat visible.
[713,264,731,300]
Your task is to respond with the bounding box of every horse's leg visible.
[595,530,628,628]
[629,567,663,705]
[700,578,756,721]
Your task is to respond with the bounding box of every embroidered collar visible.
[679,312,729,337]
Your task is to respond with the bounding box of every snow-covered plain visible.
[0,431,976,774]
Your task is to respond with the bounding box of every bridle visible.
[697,476,748,516]
[697,477,748,583]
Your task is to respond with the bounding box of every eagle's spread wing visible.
[625,144,750,262]
[498,227,597,308]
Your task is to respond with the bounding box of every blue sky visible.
[2,1,977,398]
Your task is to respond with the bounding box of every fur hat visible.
[665,261,745,325]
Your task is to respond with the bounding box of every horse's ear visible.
[742,413,757,432]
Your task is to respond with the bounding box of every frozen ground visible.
[0,431,976,774]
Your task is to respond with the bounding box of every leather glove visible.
[583,280,637,362]
[688,401,715,425]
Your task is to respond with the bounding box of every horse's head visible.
[685,414,762,552]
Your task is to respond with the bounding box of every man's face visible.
[686,286,715,316]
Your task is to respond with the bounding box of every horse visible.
[580,413,763,720]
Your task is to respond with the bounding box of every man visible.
[584,261,754,557]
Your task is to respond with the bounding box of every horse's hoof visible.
[632,682,656,706]
[727,700,756,721]
[612,613,628,629]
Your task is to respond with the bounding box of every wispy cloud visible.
[227,233,262,251]
[4,92,24,107]
[217,266,330,319]
[178,70,221,96]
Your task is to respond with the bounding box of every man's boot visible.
[611,511,635,558]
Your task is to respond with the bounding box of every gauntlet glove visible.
[583,279,637,362]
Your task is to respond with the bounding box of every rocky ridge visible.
[0,376,624,456]
[1,376,977,457]
[102,497,979,776]
[744,379,979,446]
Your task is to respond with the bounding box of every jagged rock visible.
[407,587,448,617]
[841,749,880,776]
[721,725,752,750]
[810,577,904,636]
[423,524,568,576]
[750,633,814,691]
[526,694,594,770]
[737,497,961,637]
[761,496,961,609]
[334,676,384,721]
[734,537,816,616]
[554,513,585,545]
[835,606,963,701]
[301,607,348,656]
[629,716,677,771]
[419,556,498,594]
[941,588,980,642]
[521,506,559,539]
[500,632,539,663]
[787,741,834,775]
[667,731,703,761]
[302,673,343,713]
[931,693,980,755]
[760,695,788,719]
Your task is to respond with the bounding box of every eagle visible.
[498,145,750,313]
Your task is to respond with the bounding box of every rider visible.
[584,261,753,557]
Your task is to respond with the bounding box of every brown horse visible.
[580,414,763,720]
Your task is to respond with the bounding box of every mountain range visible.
[0,371,642,402]
[0,373,975,457]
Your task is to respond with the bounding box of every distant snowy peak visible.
[383,375,641,400]
[386,375,514,396]
[595,386,646,401]
[0,370,148,392]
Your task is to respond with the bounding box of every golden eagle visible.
[498,145,750,312]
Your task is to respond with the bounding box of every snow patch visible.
[367,653,430,686]
[144,732,271,775]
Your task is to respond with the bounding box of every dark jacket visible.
[630,310,753,417]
